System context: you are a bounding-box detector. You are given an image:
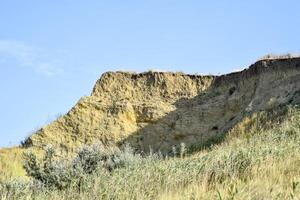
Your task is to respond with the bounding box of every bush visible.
[23,144,139,189]
[23,147,74,189]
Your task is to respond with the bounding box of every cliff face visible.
[25,58,300,153]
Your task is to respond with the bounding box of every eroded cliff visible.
[25,57,300,153]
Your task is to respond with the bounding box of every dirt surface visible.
[25,57,300,153]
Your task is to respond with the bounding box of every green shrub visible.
[23,147,74,189]
[22,144,142,190]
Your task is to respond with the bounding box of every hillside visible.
[2,103,300,199]
[23,57,300,153]
[1,56,300,199]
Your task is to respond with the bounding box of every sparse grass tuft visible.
[258,53,300,61]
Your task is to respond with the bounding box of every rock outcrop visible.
[25,57,300,153]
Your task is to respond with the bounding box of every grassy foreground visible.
[1,106,300,199]
[0,148,26,182]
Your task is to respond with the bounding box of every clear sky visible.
[1,0,300,147]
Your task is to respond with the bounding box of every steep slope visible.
[24,72,214,151]
[24,57,300,153]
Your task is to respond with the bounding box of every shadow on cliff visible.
[118,59,300,154]
[118,76,252,154]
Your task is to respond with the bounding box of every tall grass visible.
[1,105,300,199]
[0,148,26,182]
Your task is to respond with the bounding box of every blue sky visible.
[1,0,300,147]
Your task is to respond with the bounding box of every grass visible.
[1,105,300,199]
[0,147,26,182]
[258,53,300,61]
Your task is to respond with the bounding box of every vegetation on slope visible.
[0,148,26,182]
[1,105,300,199]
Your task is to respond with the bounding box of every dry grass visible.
[258,53,300,61]
[160,150,300,200]
[0,147,26,182]
[1,105,300,199]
